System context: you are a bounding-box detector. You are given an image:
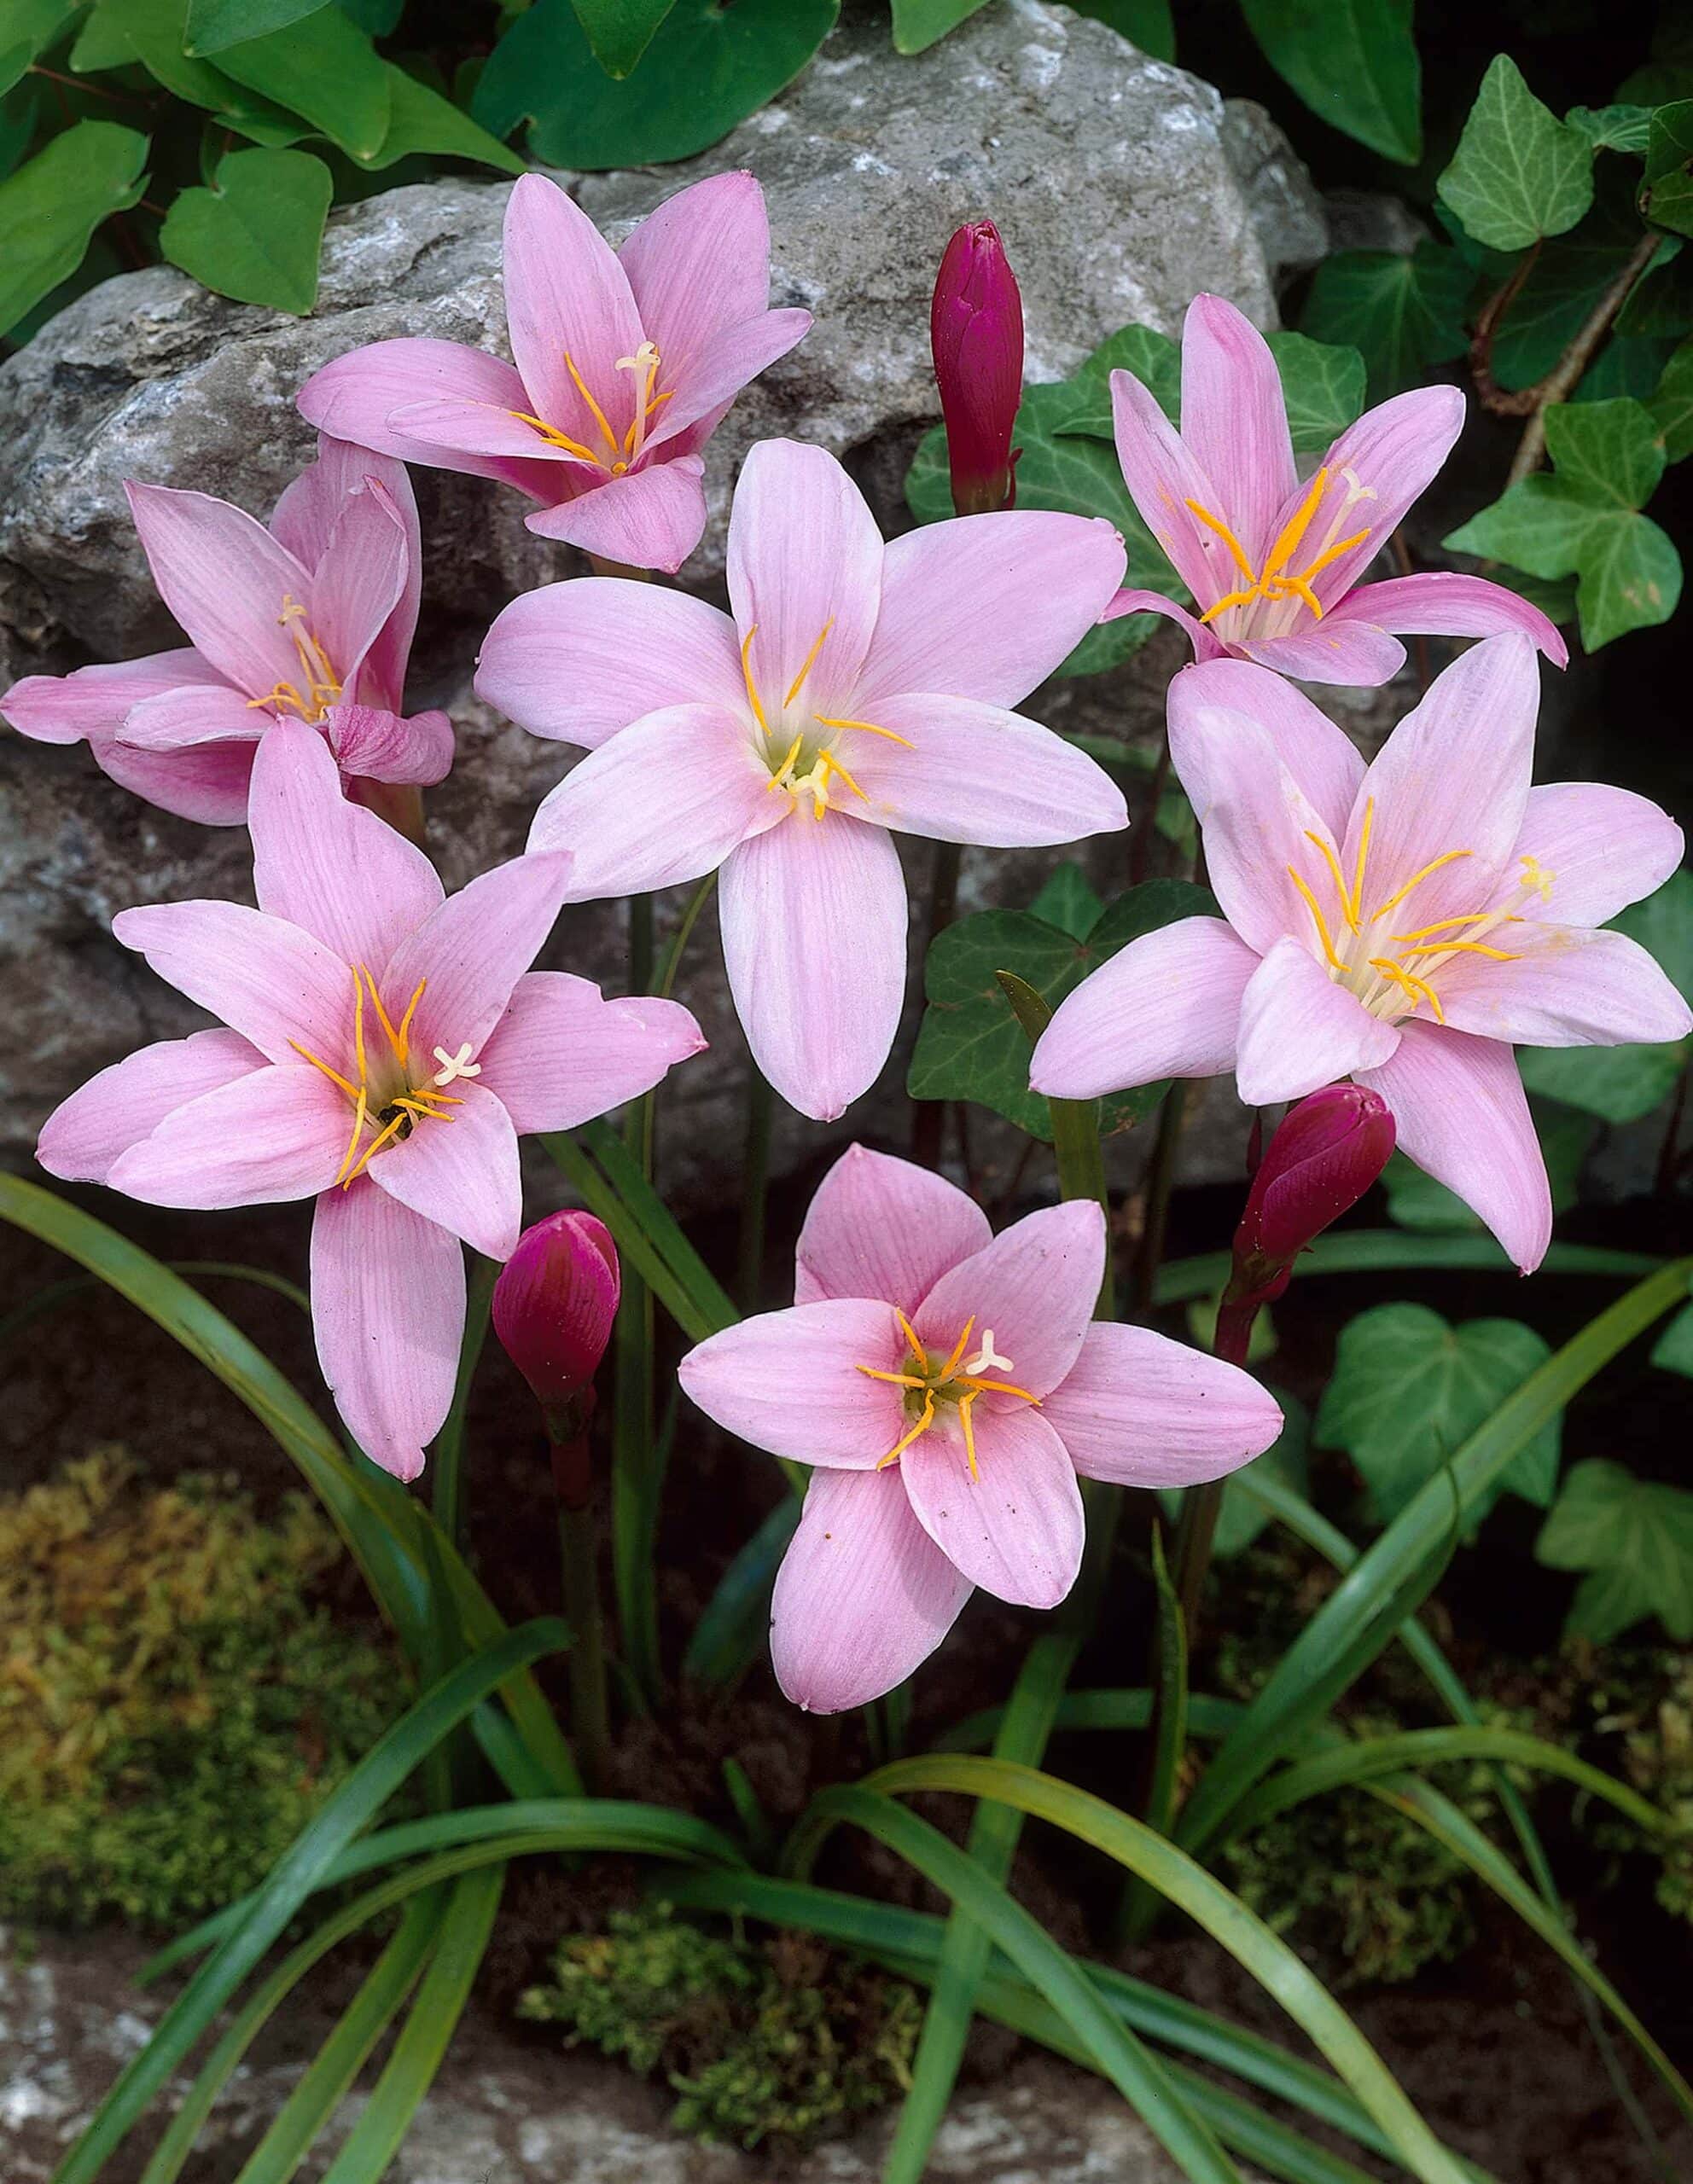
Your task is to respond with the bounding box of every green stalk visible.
[556,1448,610,1790]
[429,1254,497,1554]
[736,1058,774,1311]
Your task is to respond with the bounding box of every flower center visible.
[509,342,674,476]
[247,596,343,724]
[1188,466,1376,640]
[1286,800,1552,1025]
[288,965,468,1188]
[855,1310,1039,1480]
[738,621,914,822]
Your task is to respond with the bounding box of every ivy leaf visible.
[1437,54,1594,252]
[1054,322,1181,435]
[1239,0,1420,165]
[1316,1302,1561,1526]
[908,880,1211,1141]
[1027,863,1103,943]
[1535,1460,1693,1643]
[1566,103,1655,156]
[0,0,77,90]
[1651,334,1693,461]
[1651,1298,1693,1380]
[1488,168,1672,391]
[570,0,678,78]
[1641,100,1693,239]
[1265,329,1365,451]
[1300,242,1469,403]
[1519,868,1693,1122]
[1443,398,1681,650]
[160,145,332,313]
[212,3,392,159]
[0,119,148,341]
[1382,1104,1593,1234]
[352,62,526,174]
[1070,0,1176,62]
[183,0,326,53]
[888,0,988,55]
[78,0,309,148]
[474,0,836,170]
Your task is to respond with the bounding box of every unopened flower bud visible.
[1227,1086,1396,1312]
[493,1212,620,1494]
[931,219,1023,516]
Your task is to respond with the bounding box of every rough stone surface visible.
[1222,99,1329,286]
[0,1929,1220,2184]
[0,0,1320,1197]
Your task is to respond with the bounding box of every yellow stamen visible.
[938,1317,976,1382]
[509,410,602,462]
[394,979,427,1069]
[1369,957,1446,1022]
[288,1039,360,1101]
[1351,798,1374,927]
[341,1110,408,1186]
[857,1367,930,1388]
[957,1376,1040,1402]
[351,969,367,1085]
[893,1308,926,1365]
[819,750,868,802]
[1287,866,1347,974]
[783,619,835,708]
[767,730,803,790]
[1303,829,1358,933]
[561,350,620,456]
[1390,914,1504,941]
[812,714,915,748]
[1296,526,1372,581]
[1184,499,1255,582]
[1409,940,1521,961]
[876,1392,936,1469]
[334,1088,369,1188]
[1261,467,1329,578]
[1270,572,1324,620]
[1370,850,1473,923]
[960,1392,980,1482]
[740,626,767,731]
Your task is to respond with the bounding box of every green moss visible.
[0,1449,406,1931]
[519,1903,921,2148]
[1568,1646,1693,1922]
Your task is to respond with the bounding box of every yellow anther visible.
[1185,470,1375,630]
[509,409,602,462]
[395,979,427,1067]
[783,619,835,708]
[1297,527,1372,583]
[288,1039,360,1101]
[1369,850,1474,924]
[959,1376,1040,1402]
[766,730,803,791]
[1411,940,1521,961]
[1351,798,1374,926]
[856,1366,930,1388]
[812,714,915,748]
[960,1392,980,1482]
[938,1316,977,1382]
[741,625,767,731]
[876,1392,936,1469]
[818,749,868,803]
[561,349,620,457]
[334,1087,369,1188]
[1261,467,1329,579]
[1184,499,1255,582]
[351,967,367,1085]
[1287,865,1347,974]
[1369,957,1446,1022]
[1303,829,1358,933]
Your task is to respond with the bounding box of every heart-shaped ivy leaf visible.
[160,145,332,314]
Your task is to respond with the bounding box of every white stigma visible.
[432,1043,480,1087]
[962,1329,1014,1377]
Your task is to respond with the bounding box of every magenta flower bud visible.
[1227,1086,1396,1312]
[492,1212,620,1480]
[931,219,1024,516]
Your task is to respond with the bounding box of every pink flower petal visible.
[1030,915,1257,1099]
[112,900,356,1063]
[1236,938,1400,1107]
[1436,924,1693,1048]
[771,1466,973,1712]
[306,475,410,696]
[368,1077,521,1261]
[1109,368,1230,609]
[854,512,1127,710]
[125,482,316,700]
[901,1403,1084,1609]
[794,1141,992,1311]
[1341,632,1539,936]
[324,703,455,787]
[1167,697,1345,958]
[726,441,884,716]
[271,433,411,571]
[643,309,812,456]
[1297,385,1466,607]
[678,1298,911,1468]
[914,1200,1102,1399]
[1041,1322,1283,1487]
[1168,657,1365,840]
[1098,588,1228,660]
[501,172,643,455]
[1509,782,1685,930]
[524,456,708,575]
[36,1029,265,1183]
[475,972,706,1133]
[247,716,444,971]
[382,849,574,1065]
[295,338,563,500]
[90,730,260,825]
[311,1178,466,1481]
[844,693,1127,846]
[380,398,582,464]
[618,170,773,375]
[719,812,907,1123]
[118,683,272,752]
[0,648,224,746]
[1330,572,1568,667]
[1234,622,1405,685]
[475,578,743,749]
[1355,1023,1550,1275]
[526,703,774,890]
[1179,294,1298,569]
[108,1062,350,1207]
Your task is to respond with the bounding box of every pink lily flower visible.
[295,171,812,577]
[476,439,1129,1120]
[0,435,453,828]
[679,1145,1283,1712]
[35,718,705,1480]
[1104,293,1568,687]
[1030,635,1690,1274]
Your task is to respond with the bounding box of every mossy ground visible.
[0,1448,407,1932]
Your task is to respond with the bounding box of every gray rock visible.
[0,0,1313,1196]
[1223,98,1329,286]
[1323,188,1428,258]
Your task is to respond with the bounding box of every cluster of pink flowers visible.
[8,172,1685,1709]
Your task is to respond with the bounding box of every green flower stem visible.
[1171,1287,1256,1643]
[555,1455,610,1792]
[911,842,964,1165]
[736,1057,775,1312]
[429,1255,497,1554]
